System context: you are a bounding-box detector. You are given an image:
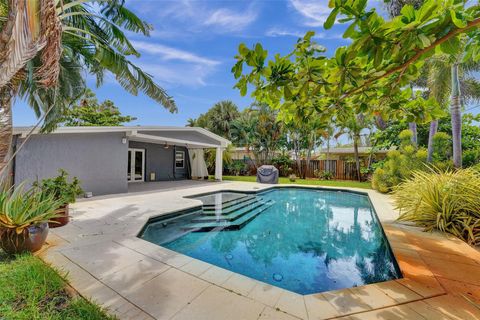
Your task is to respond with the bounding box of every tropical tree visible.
[62,89,136,126]
[231,103,284,167]
[191,101,240,140]
[232,1,479,167]
[186,118,198,127]
[336,112,373,182]
[0,0,176,180]
[425,51,480,167]
[385,0,426,145]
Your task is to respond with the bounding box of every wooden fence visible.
[294,159,364,180]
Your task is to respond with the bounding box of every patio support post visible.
[215,147,223,181]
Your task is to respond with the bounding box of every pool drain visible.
[273,273,283,282]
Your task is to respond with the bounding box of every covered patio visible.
[126,127,230,182]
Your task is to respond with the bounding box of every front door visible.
[128,148,145,182]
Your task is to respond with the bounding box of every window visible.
[175,151,185,168]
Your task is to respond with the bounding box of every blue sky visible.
[14,0,381,127]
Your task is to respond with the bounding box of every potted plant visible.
[33,169,83,228]
[0,185,63,254]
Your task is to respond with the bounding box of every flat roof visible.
[13,126,230,148]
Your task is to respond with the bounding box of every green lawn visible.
[221,175,372,189]
[0,253,114,320]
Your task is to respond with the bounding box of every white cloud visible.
[266,27,343,40]
[204,8,257,32]
[131,41,220,67]
[289,0,332,26]
[138,63,214,87]
[266,28,305,38]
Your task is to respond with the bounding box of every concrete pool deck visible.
[38,181,480,320]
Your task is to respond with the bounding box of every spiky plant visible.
[393,168,480,245]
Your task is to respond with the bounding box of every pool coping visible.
[37,181,480,320]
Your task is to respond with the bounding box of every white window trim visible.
[175,150,185,169]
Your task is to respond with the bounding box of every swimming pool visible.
[140,187,401,295]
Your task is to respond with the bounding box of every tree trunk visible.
[409,122,417,146]
[0,88,13,186]
[426,120,438,163]
[326,138,330,173]
[353,134,361,182]
[451,63,462,168]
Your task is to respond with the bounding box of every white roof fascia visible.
[129,133,220,149]
[13,126,230,146]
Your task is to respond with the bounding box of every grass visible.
[221,175,372,189]
[0,253,114,320]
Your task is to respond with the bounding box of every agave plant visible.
[393,168,480,245]
[0,185,63,234]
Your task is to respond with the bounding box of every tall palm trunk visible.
[353,133,361,182]
[426,120,438,162]
[0,88,13,185]
[326,137,330,173]
[408,122,417,145]
[451,63,462,168]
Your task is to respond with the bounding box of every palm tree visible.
[186,118,198,127]
[207,100,240,140]
[336,113,372,182]
[0,0,176,179]
[426,53,480,167]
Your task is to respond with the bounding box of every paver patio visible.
[38,181,480,320]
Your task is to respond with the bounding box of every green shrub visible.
[463,148,480,167]
[226,160,247,176]
[272,154,294,177]
[432,132,451,162]
[393,168,480,245]
[33,169,83,205]
[372,130,428,193]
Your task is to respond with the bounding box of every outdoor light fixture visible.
[121,137,127,144]
[163,142,169,149]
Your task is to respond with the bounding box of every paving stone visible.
[275,291,308,319]
[61,241,147,279]
[424,294,480,320]
[304,293,340,319]
[406,301,452,320]
[321,288,372,315]
[373,280,422,303]
[259,306,301,320]
[198,265,234,285]
[221,273,258,296]
[101,257,170,295]
[248,283,285,307]
[179,258,212,276]
[346,305,424,320]
[170,285,265,320]
[348,284,397,309]
[124,268,210,320]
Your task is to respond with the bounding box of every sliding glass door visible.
[127,148,145,182]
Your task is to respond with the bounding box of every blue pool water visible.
[140,188,400,295]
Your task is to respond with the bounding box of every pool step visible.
[202,195,255,211]
[192,199,267,223]
[183,200,274,232]
[202,197,260,216]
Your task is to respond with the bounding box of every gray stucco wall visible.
[14,132,128,196]
[128,141,190,180]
